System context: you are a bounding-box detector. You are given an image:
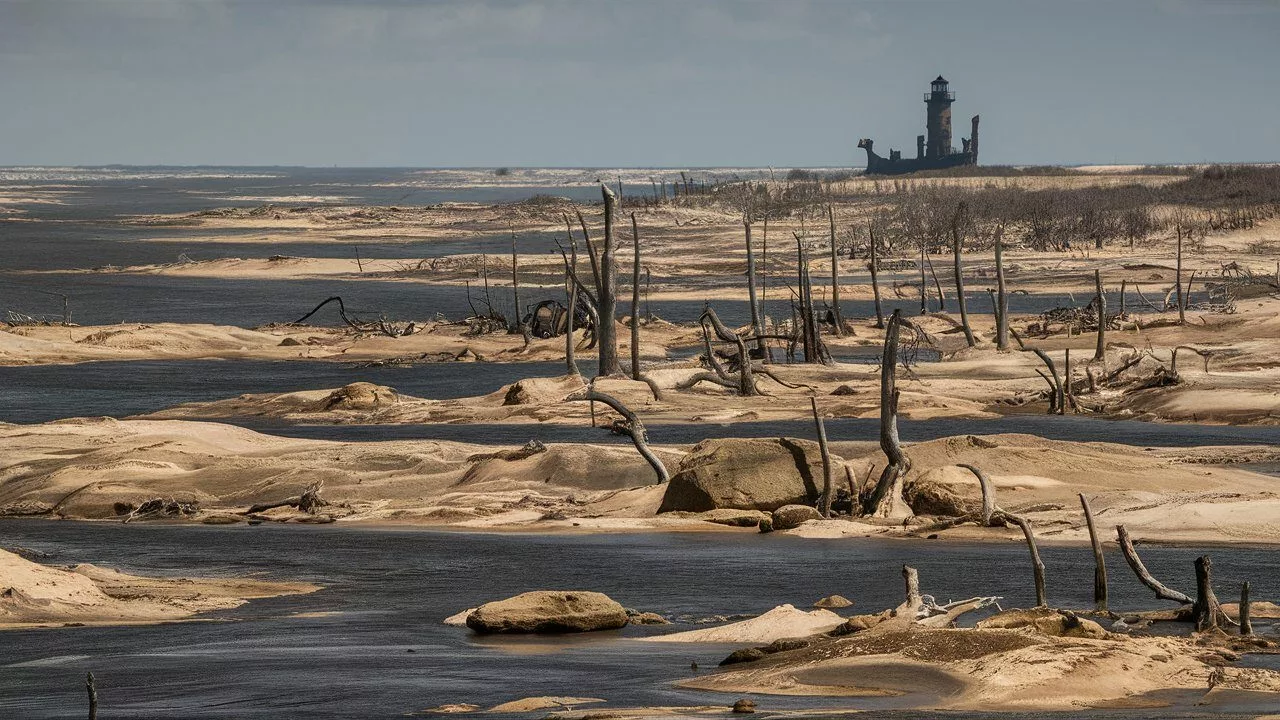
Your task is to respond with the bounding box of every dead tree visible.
[630,213,642,381]
[1193,555,1230,632]
[744,219,767,359]
[566,388,668,484]
[994,225,1009,350]
[597,185,621,375]
[1012,329,1064,414]
[1176,224,1186,325]
[811,397,835,518]
[86,671,97,720]
[1007,513,1047,607]
[292,296,414,338]
[1241,582,1253,636]
[1093,270,1106,362]
[957,463,995,525]
[828,206,845,336]
[862,309,911,516]
[1079,493,1108,611]
[868,224,886,329]
[1116,524,1193,604]
[246,481,328,515]
[950,203,976,346]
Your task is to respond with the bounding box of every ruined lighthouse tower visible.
[859,74,979,174]
[925,75,955,159]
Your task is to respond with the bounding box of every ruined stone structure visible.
[859,76,979,175]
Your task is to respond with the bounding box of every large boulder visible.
[659,438,829,512]
[902,465,984,517]
[771,504,822,530]
[465,591,628,634]
[320,382,398,411]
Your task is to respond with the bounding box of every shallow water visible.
[0,522,1275,719]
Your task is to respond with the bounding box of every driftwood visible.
[292,296,414,337]
[246,481,328,515]
[1079,493,1108,611]
[897,565,1001,626]
[1193,555,1231,632]
[566,389,668,484]
[862,309,910,516]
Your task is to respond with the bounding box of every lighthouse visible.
[924,75,955,159]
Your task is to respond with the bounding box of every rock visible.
[903,464,985,517]
[200,513,243,525]
[658,438,831,513]
[626,609,670,625]
[771,504,822,530]
[443,608,476,627]
[501,376,585,406]
[720,648,767,666]
[321,382,398,411]
[732,699,757,714]
[465,591,629,634]
[488,697,604,713]
[665,509,771,527]
[813,594,854,609]
[760,637,814,654]
[830,384,860,396]
[976,607,1110,639]
[279,337,303,346]
[0,500,53,517]
[757,517,773,533]
[418,703,479,714]
[828,611,892,636]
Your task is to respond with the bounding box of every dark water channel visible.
[1,523,1277,719]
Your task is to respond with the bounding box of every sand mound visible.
[0,548,316,629]
[644,604,845,643]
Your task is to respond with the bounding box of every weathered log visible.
[901,564,922,613]
[246,481,327,515]
[1116,524,1193,605]
[811,397,835,518]
[862,309,910,516]
[1079,493,1108,611]
[566,389,668,484]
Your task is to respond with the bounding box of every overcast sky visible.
[2,0,1278,167]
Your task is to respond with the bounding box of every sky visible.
[2,0,1278,167]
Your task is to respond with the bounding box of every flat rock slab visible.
[465,591,628,634]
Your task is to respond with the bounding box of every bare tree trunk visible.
[1116,524,1193,604]
[1064,348,1074,412]
[957,464,995,525]
[597,185,620,375]
[744,220,765,358]
[926,250,946,311]
[1175,225,1186,325]
[1093,269,1106,362]
[951,204,975,346]
[566,280,579,376]
[1241,582,1253,635]
[1009,513,1047,607]
[919,240,928,314]
[863,309,911,516]
[511,234,522,333]
[869,224,885,329]
[994,225,1009,350]
[87,671,97,720]
[902,565,922,612]
[828,206,844,336]
[1194,555,1227,632]
[566,388,668,484]
[630,213,642,381]
[1080,493,1108,611]
[811,397,834,518]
